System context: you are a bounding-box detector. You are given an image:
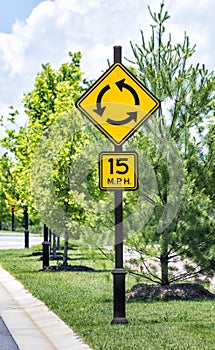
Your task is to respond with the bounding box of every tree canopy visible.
[0,2,214,284]
[125,2,215,285]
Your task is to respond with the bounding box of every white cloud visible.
[0,0,214,127]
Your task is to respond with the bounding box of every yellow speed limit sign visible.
[99,152,138,191]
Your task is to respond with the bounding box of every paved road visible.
[0,232,43,249]
[0,316,19,349]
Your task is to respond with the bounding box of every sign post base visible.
[110,268,128,325]
[111,317,128,325]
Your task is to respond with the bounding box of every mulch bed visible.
[126,283,215,301]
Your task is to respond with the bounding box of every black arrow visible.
[93,84,110,116]
[106,111,137,125]
[115,79,140,105]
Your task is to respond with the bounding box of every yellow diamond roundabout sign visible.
[75,63,160,145]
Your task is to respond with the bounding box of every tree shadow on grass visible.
[39,265,113,273]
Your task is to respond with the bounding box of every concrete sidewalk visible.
[0,265,92,350]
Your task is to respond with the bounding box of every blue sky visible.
[0,0,44,32]
[0,0,214,127]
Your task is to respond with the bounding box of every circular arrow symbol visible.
[115,79,140,105]
[93,78,141,126]
[93,84,110,116]
[106,111,137,125]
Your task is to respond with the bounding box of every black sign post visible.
[23,207,29,248]
[110,46,128,325]
[75,45,160,324]
[11,206,15,232]
[42,224,50,269]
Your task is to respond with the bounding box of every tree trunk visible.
[49,229,52,249]
[52,232,57,259]
[160,252,169,286]
[63,231,69,266]
[160,236,169,286]
[57,235,60,250]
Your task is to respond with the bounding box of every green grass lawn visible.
[0,245,215,350]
